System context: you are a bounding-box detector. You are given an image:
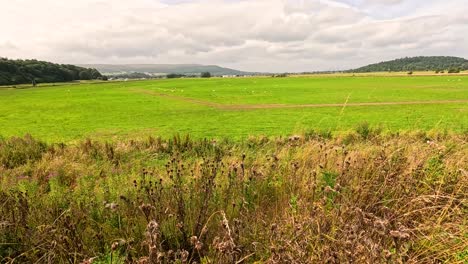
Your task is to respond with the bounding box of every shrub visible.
[201,72,211,78]
[167,73,186,79]
[355,121,371,139]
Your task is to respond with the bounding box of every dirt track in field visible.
[132,89,468,110]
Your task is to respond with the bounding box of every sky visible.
[1,0,467,72]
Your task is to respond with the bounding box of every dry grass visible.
[0,131,467,263]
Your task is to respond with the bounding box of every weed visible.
[0,134,466,263]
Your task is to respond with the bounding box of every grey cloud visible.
[0,41,17,50]
[0,0,467,71]
[362,0,405,5]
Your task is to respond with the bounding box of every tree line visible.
[0,58,104,86]
[167,72,212,78]
[350,56,468,73]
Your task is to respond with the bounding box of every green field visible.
[1,75,467,263]
[1,75,467,141]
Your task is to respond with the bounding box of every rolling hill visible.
[351,56,468,73]
[79,64,252,76]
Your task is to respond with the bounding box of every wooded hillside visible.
[0,58,103,85]
[351,56,468,72]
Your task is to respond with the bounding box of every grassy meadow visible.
[1,75,467,263]
[0,75,467,142]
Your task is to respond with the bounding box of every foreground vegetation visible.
[1,76,467,142]
[1,130,467,263]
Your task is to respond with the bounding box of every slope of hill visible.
[351,56,468,72]
[0,58,103,85]
[80,64,251,76]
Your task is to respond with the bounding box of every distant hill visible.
[0,58,103,85]
[80,64,252,76]
[351,56,468,73]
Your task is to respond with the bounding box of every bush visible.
[167,73,186,79]
[201,72,211,78]
[355,121,371,139]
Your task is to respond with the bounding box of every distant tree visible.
[448,68,460,74]
[166,73,185,79]
[90,69,102,79]
[79,70,92,80]
[110,72,152,79]
[407,71,413,75]
[201,72,211,78]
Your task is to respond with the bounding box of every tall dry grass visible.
[0,131,467,263]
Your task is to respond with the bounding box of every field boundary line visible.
[131,88,468,110]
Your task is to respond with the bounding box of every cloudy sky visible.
[1,0,467,72]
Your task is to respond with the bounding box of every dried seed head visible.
[195,241,203,251]
[111,242,119,251]
[190,236,198,245]
[105,202,119,211]
[389,230,410,239]
[137,257,149,264]
[271,223,277,231]
[180,250,189,262]
[80,257,97,264]
[147,221,159,234]
[139,203,155,218]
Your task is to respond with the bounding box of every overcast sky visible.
[1,0,467,72]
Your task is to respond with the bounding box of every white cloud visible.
[0,0,466,72]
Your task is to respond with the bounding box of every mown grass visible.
[0,76,467,142]
[0,130,467,263]
[141,76,468,105]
